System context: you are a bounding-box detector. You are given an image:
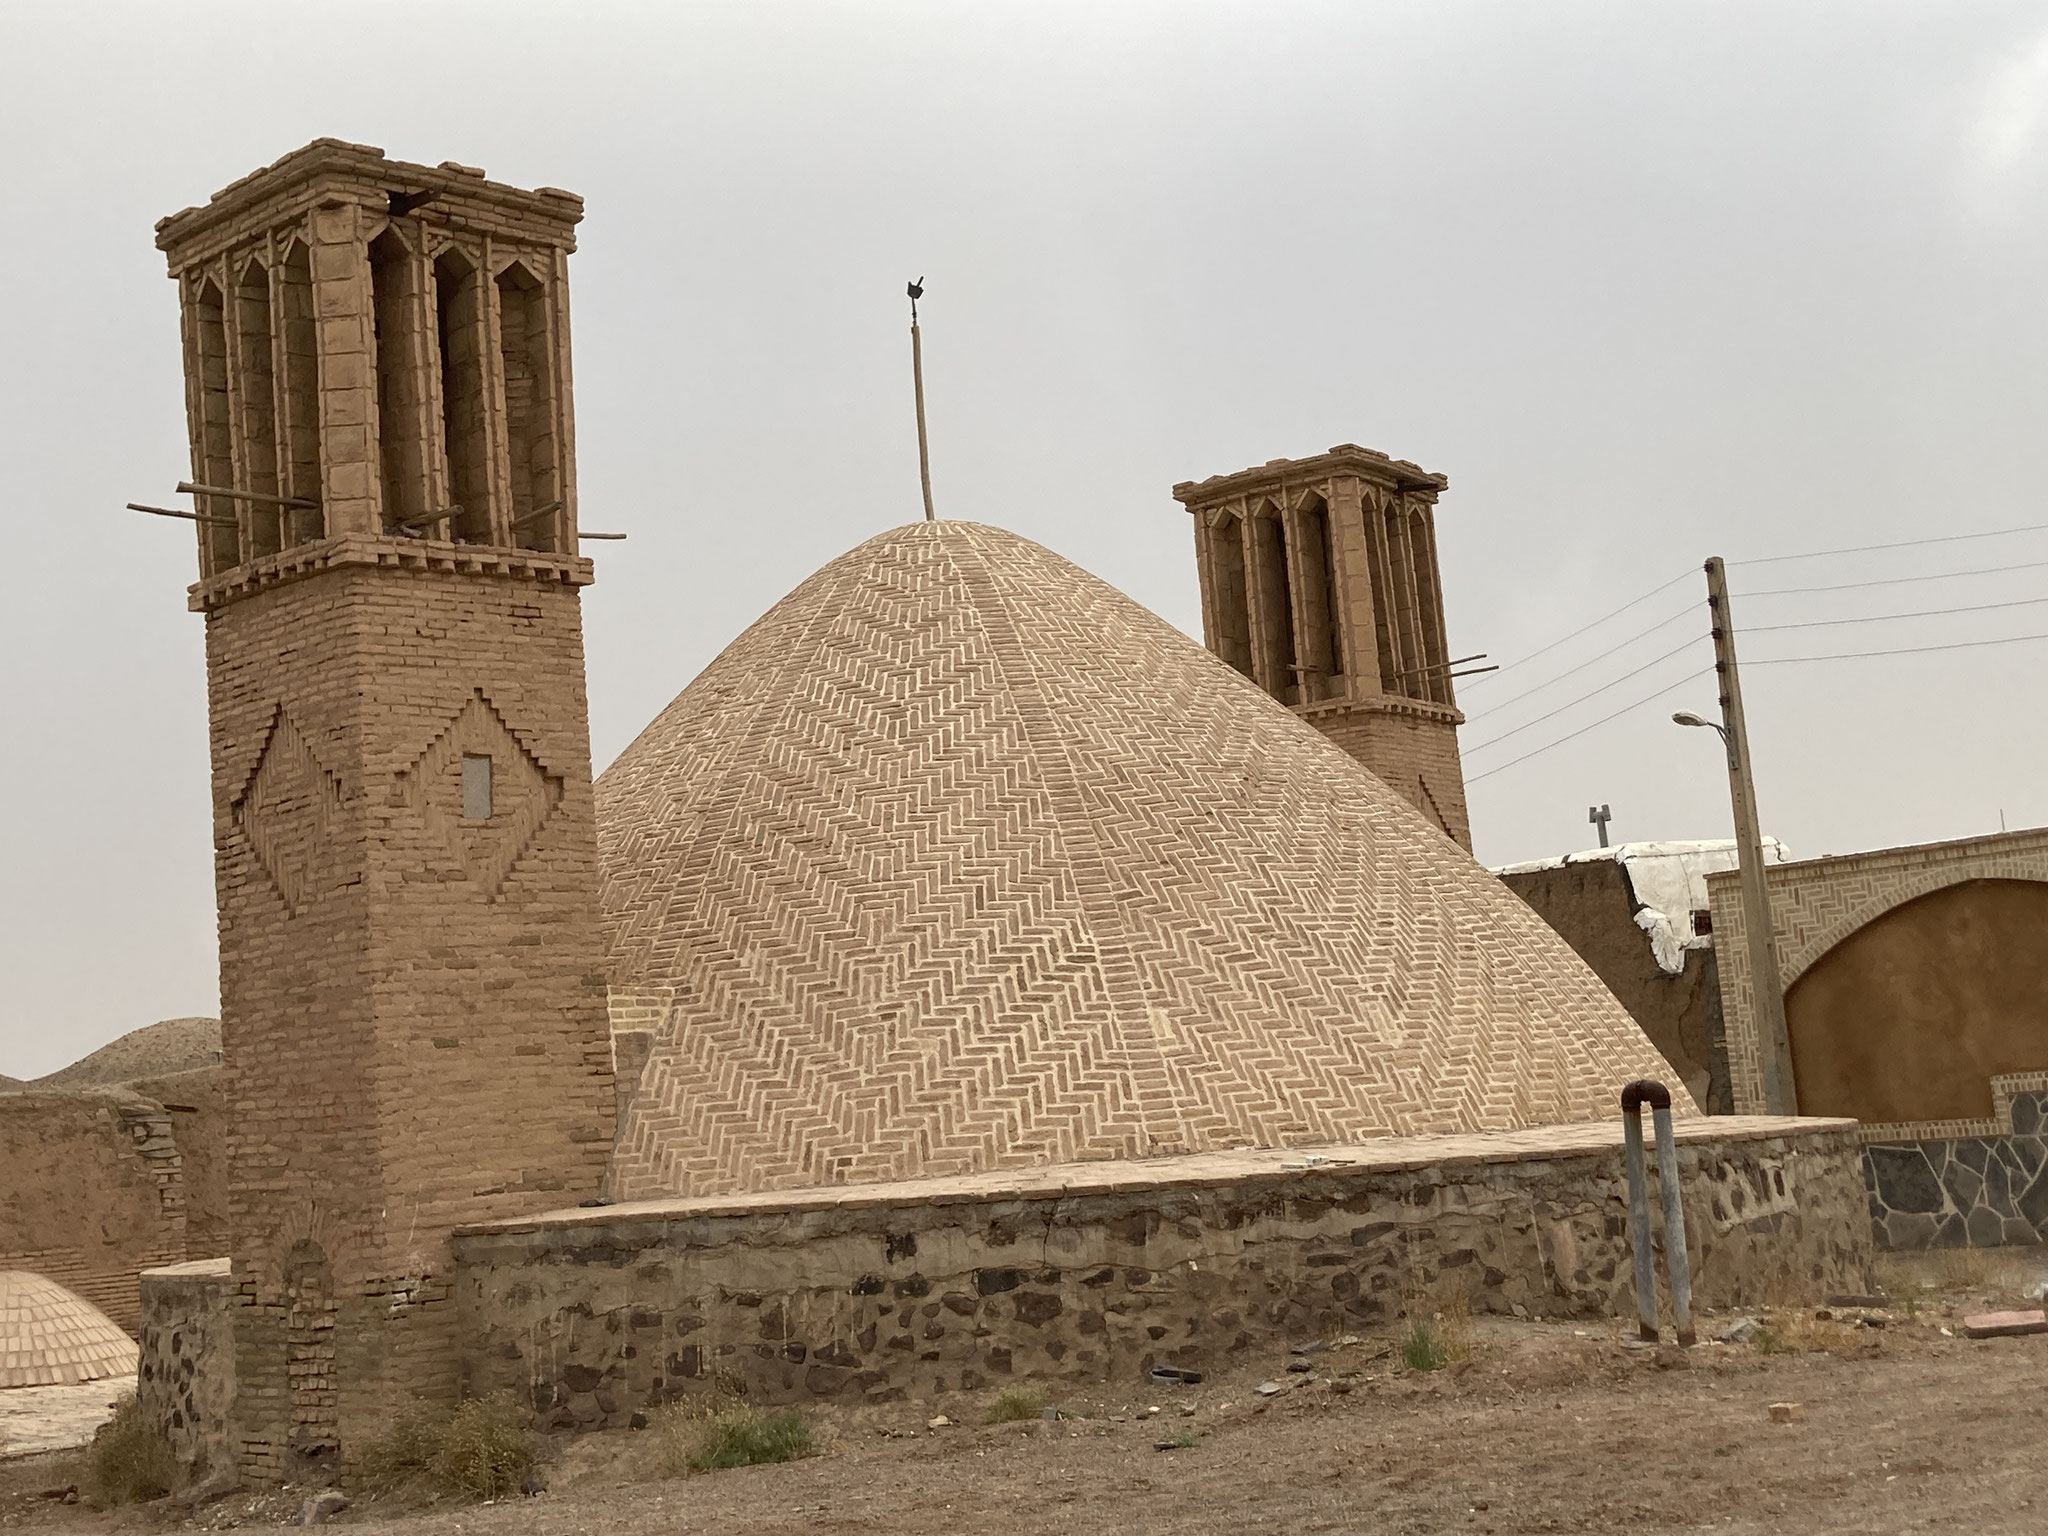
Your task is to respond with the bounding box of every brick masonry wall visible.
[204,558,614,1478]
[453,1119,1869,1425]
[1308,704,1472,851]
[1708,828,2048,1116]
[129,1068,229,1260]
[0,1090,186,1332]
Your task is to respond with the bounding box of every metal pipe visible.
[1651,1100,1696,1346]
[1620,1082,1661,1342]
[177,480,319,510]
[1621,1079,1696,1348]
[129,502,236,528]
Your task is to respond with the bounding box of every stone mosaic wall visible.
[454,1119,1869,1428]
[1863,1091,2048,1250]
[137,1259,236,1485]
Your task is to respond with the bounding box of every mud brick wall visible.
[0,1089,187,1331]
[202,558,615,1479]
[138,1259,237,1484]
[453,1120,1868,1428]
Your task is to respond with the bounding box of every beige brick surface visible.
[1174,447,1472,848]
[598,520,1691,1202]
[0,1272,140,1390]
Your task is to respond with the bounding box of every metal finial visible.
[908,278,935,522]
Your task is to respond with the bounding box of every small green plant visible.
[1159,1429,1200,1449]
[685,1405,813,1472]
[84,1394,178,1507]
[984,1385,1047,1424]
[1401,1320,1449,1372]
[356,1394,532,1500]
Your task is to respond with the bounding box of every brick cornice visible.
[188,534,595,613]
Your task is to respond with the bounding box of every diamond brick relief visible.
[234,706,343,918]
[404,691,562,900]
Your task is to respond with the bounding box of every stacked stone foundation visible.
[453,1117,1868,1426]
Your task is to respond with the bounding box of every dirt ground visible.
[7,1253,2047,1536]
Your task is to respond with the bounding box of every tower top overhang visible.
[155,138,583,272]
[1171,444,1447,511]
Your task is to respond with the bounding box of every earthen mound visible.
[597,520,1688,1198]
[0,1271,139,1388]
[31,1018,222,1089]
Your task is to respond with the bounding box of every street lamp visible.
[1673,559,1797,1116]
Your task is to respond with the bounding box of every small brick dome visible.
[596,521,1687,1198]
[0,1271,139,1389]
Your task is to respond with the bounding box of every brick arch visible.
[1781,868,2048,987]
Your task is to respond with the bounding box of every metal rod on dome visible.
[908,278,935,523]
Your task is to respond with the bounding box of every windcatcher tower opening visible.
[1173,446,1472,850]
[154,140,614,1482]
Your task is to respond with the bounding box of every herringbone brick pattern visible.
[598,522,1688,1199]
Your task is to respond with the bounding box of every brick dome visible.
[597,521,1688,1198]
[0,1271,139,1388]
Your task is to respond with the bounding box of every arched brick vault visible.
[1707,827,2048,1117]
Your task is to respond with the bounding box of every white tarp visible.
[1494,838,1791,976]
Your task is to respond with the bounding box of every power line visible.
[1729,521,2048,568]
[1463,634,1708,756]
[1466,669,1714,784]
[1749,629,2048,665]
[1461,568,1695,690]
[1747,592,2048,634]
[1738,555,2048,599]
[1465,599,1698,721]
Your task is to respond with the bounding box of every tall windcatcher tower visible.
[1173,446,1472,850]
[154,140,614,1480]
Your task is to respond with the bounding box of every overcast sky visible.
[4,2,2047,1077]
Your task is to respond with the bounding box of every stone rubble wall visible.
[453,1121,1869,1430]
[137,1259,237,1485]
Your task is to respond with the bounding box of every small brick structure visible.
[1173,449,1472,849]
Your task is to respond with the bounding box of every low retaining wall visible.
[137,1258,236,1485]
[454,1117,1867,1428]
[1863,1087,2048,1250]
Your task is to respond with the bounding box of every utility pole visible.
[1704,556,1796,1116]
[1588,804,1612,848]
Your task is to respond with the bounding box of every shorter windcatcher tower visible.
[154,140,614,1481]
[1173,446,1472,850]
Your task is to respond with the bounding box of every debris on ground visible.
[1962,1310,2048,1339]
[1768,1402,1806,1423]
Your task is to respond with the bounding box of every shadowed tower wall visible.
[155,140,614,1482]
[1173,446,1472,850]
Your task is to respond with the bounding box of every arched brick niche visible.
[1786,878,2048,1124]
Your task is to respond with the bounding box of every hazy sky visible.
[5,2,2047,1077]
